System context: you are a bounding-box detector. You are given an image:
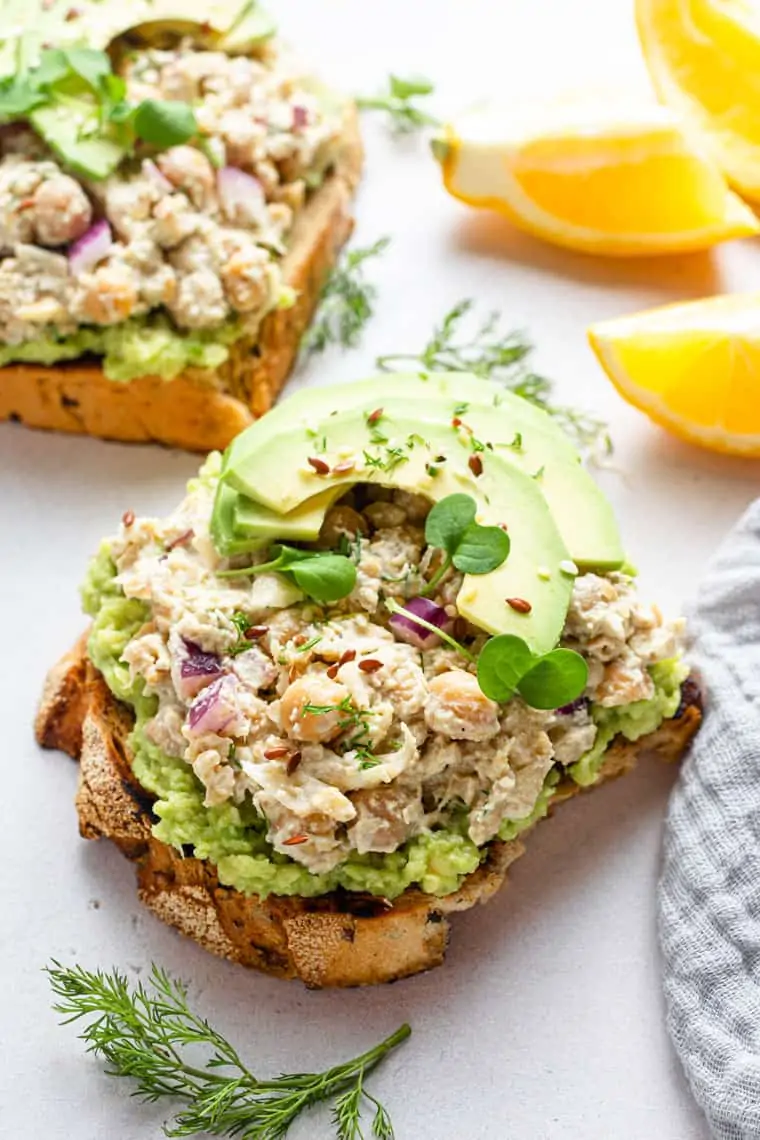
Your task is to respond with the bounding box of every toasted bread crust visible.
[37,641,702,987]
[0,112,363,452]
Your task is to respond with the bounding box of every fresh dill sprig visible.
[377,299,612,458]
[46,961,409,1140]
[356,75,439,135]
[302,237,391,356]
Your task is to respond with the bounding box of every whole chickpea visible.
[157,146,215,207]
[279,675,351,743]
[32,175,92,246]
[424,670,500,741]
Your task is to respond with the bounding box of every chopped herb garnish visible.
[356,74,439,134]
[377,298,612,457]
[454,402,470,415]
[296,635,323,654]
[301,237,390,355]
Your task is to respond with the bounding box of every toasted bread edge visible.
[36,640,702,987]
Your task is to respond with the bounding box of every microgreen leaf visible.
[132,98,198,147]
[477,636,588,710]
[452,522,510,575]
[477,635,534,703]
[289,555,357,603]
[425,494,476,555]
[63,48,112,93]
[218,545,356,604]
[517,649,588,711]
[423,494,509,592]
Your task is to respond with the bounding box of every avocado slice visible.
[101,0,275,52]
[30,103,125,179]
[212,482,344,555]
[222,410,574,655]
[223,373,624,570]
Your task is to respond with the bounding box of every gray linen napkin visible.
[660,499,760,1139]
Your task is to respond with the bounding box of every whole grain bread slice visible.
[36,640,702,988]
[0,111,363,452]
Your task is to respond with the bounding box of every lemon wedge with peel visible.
[433,98,759,256]
[637,0,760,202]
[588,295,760,456]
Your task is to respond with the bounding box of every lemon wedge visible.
[588,294,760,455]
[637,0,760,201]
[433,98,759,256]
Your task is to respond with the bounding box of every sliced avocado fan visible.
[222,372,625,571]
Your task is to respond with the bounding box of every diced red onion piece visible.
[217,166,264,224]
[557,696,590,716]
[142,157,173,194]
[177,638,223,700]
[389,596,449,650]
[186,674,240,735]
[292,104,308,129]
[68,220,112,276]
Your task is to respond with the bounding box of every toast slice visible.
[37,639,702,988]
[0,111,363,453]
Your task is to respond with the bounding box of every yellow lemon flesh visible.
[434,99,759,256]
[588,294,760,456]
[637,0,760,201]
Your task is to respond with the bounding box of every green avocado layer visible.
[81,541,687,900]
[0,316,243,382]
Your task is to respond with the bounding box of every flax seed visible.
[506,597,532,613]
[283,833,309,846]
[308,456,330,475]
[367,407,384,425]
[358,658,383,674]
[332,460,355,475]
[264,747,290,760]
[468,454,483,477]
[122,510,135,527]
[244,625,268,640]
[286,751,302,776]
[339,649,357,665]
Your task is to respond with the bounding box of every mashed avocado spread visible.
[81,540,687,900]
[0,316,241,382]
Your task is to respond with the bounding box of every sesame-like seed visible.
[283,833,309,846]
[264,746,290,760]
[559,560,579,577]
[358,658,383,674]
[506,597,532,614]
[468,454,483,477]
[307,456,330,475]
[122,510,135,527]
[537,566,551,581]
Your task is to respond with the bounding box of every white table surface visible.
[3,1,758,1135]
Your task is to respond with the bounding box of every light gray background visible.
[2,1,759,1136]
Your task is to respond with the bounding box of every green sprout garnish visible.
[422,493,510,595]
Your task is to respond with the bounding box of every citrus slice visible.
[433,98,759,256]
[588,294,760,455]
[636,0,760,201]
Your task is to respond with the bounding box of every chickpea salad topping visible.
[0,34,347,377]
[84,457,686,887]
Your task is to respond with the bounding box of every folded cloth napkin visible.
[660,499,760,1139]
